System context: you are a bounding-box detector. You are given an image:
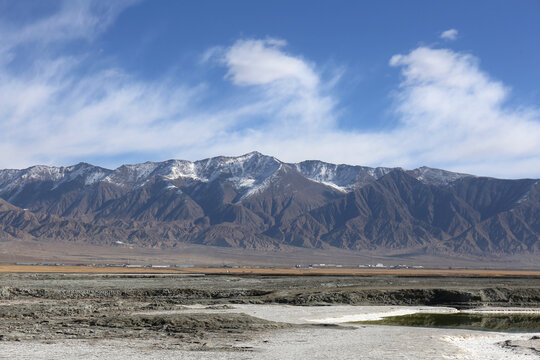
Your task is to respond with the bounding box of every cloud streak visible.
[0,0,139,53]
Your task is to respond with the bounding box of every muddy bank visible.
[1,308,290,344]
[0,295,295,350]
[0,279,540,307]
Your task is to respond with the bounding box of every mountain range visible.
[0,152,539,257]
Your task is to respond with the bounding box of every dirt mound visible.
[87,313,287,333]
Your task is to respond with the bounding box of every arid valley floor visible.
[0,271,539,359]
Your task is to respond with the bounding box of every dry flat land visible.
[173,267,540,277]
[1,264,540,277]
[0,265,186,274]
[0,273,539,359]
[3,239,539,270]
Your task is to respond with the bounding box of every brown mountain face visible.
[0,153,538,256]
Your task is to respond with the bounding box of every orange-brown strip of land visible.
[186,267,540,277]
[0,265,539,277]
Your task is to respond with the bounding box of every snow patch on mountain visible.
[319,181,349,192]
[237,163,285,201]
[197,152,283,198]
[103,162,161,187]
[296,161,393,192]
[102,152,284,198]
[408,166,472,185]
[83,170,110,185]
[194,151,281,183]
[0,163,110,194]
[163,160,200,181]
[54,164,110,188]
[516,180,538,204]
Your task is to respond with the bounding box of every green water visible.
[354,312,540,332]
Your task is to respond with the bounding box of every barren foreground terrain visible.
[0,273,539,359]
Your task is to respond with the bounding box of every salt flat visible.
[1,274,538,359]
[1,305,538,359]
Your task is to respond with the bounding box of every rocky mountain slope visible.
[0,152,538,256]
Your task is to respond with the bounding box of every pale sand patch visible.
[463,307,540,315]
[441,333,539,359]
[149,304,459,323]
[1,327,537,360]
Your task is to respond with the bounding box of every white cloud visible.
[210,39,337,130]
[222,39,319,90]
[440,29,458,41]
[385,47,540,176]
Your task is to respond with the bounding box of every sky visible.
[1,0,539,178]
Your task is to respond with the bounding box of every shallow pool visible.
[354,312,540,332]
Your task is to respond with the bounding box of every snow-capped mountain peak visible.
[0,163,110,195]
[0,153,475,201]
[101,152,283,194]
[192,152,282,193]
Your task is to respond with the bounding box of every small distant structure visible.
[124,264,145,268]
[149,264,171,268]
[375,263,385,268]
[175,264,194,268]
[391,264,410,269]
[310,263,344,268]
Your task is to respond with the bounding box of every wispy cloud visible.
[0,1,214,166]
[0,0,138,51]
[440,28,458,41]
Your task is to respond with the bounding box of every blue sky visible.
[1,0,539,178]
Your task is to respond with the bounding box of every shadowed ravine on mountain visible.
[0,152,538,258]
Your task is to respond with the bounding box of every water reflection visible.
[355,313,540,332]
